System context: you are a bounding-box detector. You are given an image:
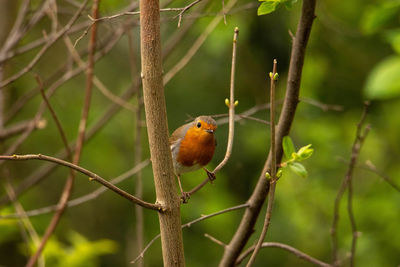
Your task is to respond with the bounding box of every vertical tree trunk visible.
[139,0,185,266]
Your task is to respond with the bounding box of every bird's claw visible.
[180,192,191,204]
[204,168,216,183]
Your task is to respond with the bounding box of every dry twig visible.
[331,102,370,267]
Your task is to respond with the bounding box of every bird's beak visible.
[205,129,214,133]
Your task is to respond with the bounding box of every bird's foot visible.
[180,191,191,204]
[204,168,216,183]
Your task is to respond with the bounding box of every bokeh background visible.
[0,0,400,266]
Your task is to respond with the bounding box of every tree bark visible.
[139,0,185,266]
[219,0,316,266]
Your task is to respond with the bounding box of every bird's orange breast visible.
[176,127,216,167]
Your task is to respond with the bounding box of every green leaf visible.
[282,136,296,159]
[258,1,279,16]
[297,144,314,161]
[364,56,400,99]
[289,162,308,178]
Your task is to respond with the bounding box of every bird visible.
[169,116,217,203]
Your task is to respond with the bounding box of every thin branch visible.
[188,26,239,196]
[163,0,238,85]
[300,97,343,112]
[237,242,332,267]
[204,233,227,247]
[36,76,71,155]
[0,0,90,89]
[0,119,46,140]
[0,160,150,219]
[63,36,136,112]
[361,160,400,193]
[0,154,161,210]
[131,203,249,264]
[330,102,370,266]
[247,59,278,267]
[174,0,203,27]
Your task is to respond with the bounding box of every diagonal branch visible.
[0,154,161,211]
[219,0,317,265]
[237,242,332,267]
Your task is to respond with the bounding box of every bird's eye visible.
[196,122,201,128]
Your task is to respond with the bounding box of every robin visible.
[169,116,217,203]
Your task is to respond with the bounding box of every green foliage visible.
[280,136,313,178]
[282,135,296,159]
[360,1,400,34]
[25,231,118,267]
[364,56,400,99]
[257,0,298,16]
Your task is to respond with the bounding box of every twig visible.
[219,0,316,265]
[131,203,249,264]
[0,160,150,219]
[0,119,46,140]
[174,0,203,27]
[361,160,400,193]
[187,27,239,196]
[0,73,141,207]
[163,0,238,85]
[237,242,332,267]
[0,154,161,210]
[330,102,370,266]
[204,233,227,247]
[247,59,278,267]
[0,0,90,89]
[36,76,71,155]
[300,97,343,112]
[63,37,136,112]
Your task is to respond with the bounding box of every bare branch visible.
[331,102,370,266]
[361,160,400,193]
[0,160,150,219]
[247,59,278,267]
[0,154,161,210]
[0,0,90,89]
[300,97,343,112]
[131,203,249,264]
[237,242,332,267]
[204,233,227,247]
[163,0,238,85]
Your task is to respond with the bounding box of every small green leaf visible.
[364,56,400,99]
[297,144,313,161]
[258,1,279,16]
[289,162,308,178]
[282,136,296,159]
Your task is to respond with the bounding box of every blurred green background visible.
[0,0,400,266]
